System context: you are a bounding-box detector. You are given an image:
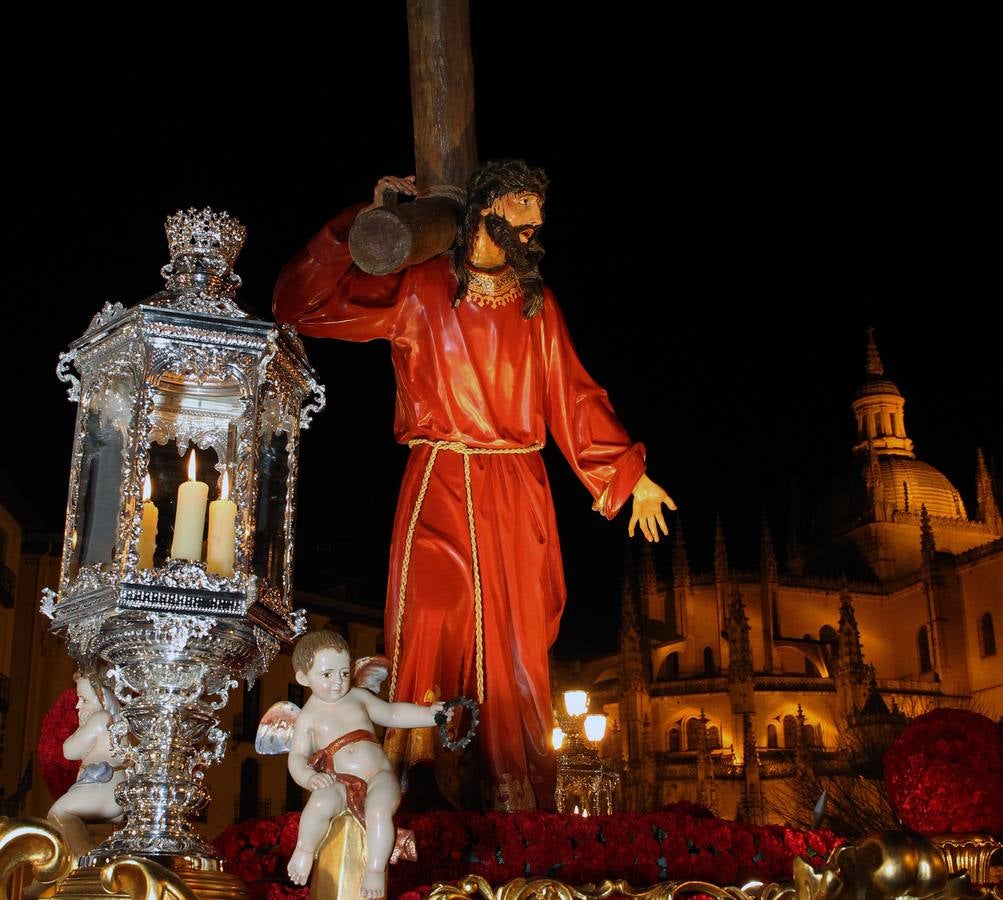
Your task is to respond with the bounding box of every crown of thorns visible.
[466,159,548,209]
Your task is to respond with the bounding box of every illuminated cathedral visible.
[565,331,1002,820]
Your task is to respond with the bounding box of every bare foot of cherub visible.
[287,847,314,886]
[362,866,386,898]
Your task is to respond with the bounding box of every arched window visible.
[239,758,259,822]
[782,714,798,748]
[658,652,680,681]
[707,726,721,749]
[767,723,778,748]
[917,626,932,674]
[980,612,997,657]
[686,717,702,750]
[703,647,715,674]
[667,727,681,752]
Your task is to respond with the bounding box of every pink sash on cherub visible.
[308,729,417,864]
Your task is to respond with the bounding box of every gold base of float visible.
[47,855,248,899]
[310,810,368,900]
[932,833,1003,887]
[1,817,247,900]
[427,876,790,899]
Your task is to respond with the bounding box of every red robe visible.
[273,206,645,810]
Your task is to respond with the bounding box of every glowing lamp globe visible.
[563,690,588,717]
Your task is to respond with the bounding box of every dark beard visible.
[484,213,546,318]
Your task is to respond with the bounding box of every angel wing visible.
[255,700,300,755]
[352,656,391,695]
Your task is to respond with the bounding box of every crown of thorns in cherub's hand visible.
[435,697,479,752]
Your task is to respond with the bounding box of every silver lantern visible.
[42,208,323,868]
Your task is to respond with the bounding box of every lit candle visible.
[206,470,237,576]
[171,449,208,561]
[138,474,159,569]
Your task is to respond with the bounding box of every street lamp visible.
[554,689,618,815]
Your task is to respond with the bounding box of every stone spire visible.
[714,514,730,583]
[920,504,936,564]
[637,542,665,624]
[642,712,654,764]
[695,709,716,814]
[835,586,867,712]
[865,326,884,376]
[726,585,753,685]
[976,448,1003,534]
[738,714,765,824]
[852,328,915,459]
[619,574,645,692]
[619,563,652,801]
[672,518,691,589]
[760,515,777,582]
[793,704,811,774]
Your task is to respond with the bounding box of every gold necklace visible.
[464,265,522,309]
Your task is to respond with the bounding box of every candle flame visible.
[143,474,152,502]
[221,470,230,500]
[187,450,197,482]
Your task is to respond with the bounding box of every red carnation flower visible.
[884,708,1003,835]
[37,688,81,799]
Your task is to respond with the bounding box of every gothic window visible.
[658,652,680,681]
[767,723,778,748]
[707,726,721,749]
[782,714,798,748]
[686,717,702,750]
[238,758,259,822]
[668,727,681,752]
[703,646,715,674]
[917,626,932,673]
[980,612,997,657]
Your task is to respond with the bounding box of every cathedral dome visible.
[878,457,967,519]
[855,378,902,400]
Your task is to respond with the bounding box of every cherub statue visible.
[47,672,125,858]
[256,631,448,898]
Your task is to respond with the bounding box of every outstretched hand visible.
[361,174,417,213]
[628,474,677,542]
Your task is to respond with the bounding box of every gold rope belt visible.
[388,438,544,705]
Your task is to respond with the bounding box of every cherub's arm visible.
[62,711,111,761]
[288,716,329,791]
[357,690,443,729]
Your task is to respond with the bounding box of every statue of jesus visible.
[274,159,675,810]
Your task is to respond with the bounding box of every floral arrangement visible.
[37,688,80,799]
[884,707,1003,836]
[213,804,841,898]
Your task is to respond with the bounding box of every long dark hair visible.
[451,159,549,318]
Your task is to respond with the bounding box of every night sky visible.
[5,13,999,659]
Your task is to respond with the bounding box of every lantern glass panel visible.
[68,369,136,579]
[253,430,289,591]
